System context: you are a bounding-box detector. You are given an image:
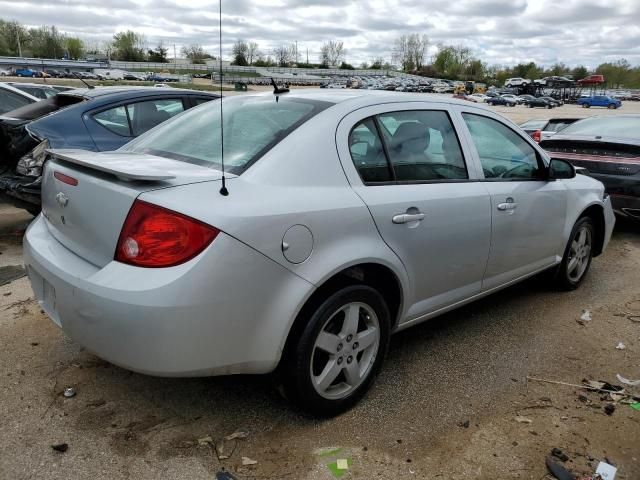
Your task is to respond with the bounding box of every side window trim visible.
[372,116,396,182]
[460,110,547,181]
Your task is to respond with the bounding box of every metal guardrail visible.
[0,56,106,69]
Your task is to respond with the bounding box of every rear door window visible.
[349,118,392,183]
[127,98,185,136]
[0,89,33,114]
[93,106,130,136]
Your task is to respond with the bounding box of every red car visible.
[577,75,604,85]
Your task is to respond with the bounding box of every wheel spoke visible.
[583,245,591,258]
[343,360,361,386]
[578,229,587,246]
[571,240,580,254]
[315,359,342,392]
[567,257,579,273]
[315,331,341,354]
[356,327,378,351]
[341,304,360,336]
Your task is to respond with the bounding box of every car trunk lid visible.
[541,138,640,176]
[42,149,228,268]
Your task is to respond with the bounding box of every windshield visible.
[121,95,332,174]
[559,116,640,139]
[520,119,547,130]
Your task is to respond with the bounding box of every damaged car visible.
[0,86,219,213]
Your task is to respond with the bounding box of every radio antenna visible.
[218,0,229,196]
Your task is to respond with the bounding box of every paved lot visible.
[0,98,639,479]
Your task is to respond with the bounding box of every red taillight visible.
[532,129,542,143]
[54,171,78,186]
[115,200,219,268]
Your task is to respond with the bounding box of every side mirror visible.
[548,158,576,179]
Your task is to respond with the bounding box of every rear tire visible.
[608,104,616,109]
[280,285,390,416]
[553,216,595,291]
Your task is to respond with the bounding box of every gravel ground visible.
[0,101,639,479]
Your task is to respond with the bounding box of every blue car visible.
[15,68,38,78]
[0,86,219,212]
[576,95,621,109]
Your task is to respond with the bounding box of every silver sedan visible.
[24,90,615,415]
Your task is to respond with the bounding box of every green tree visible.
[112,30,146,61]
[147,41,168,62]
[571,65,588,80]
[548,62,567,76]
[0,20,28,56]
[28,26,64,58]
[231,40,248,66]
[181,43,210,64]
[64,37,84,59]
[596,59,631,87]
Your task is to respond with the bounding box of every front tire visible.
[554,216,595,290]
[281,285,390,416]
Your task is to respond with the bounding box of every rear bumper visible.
[602,195,616,251]
[24,215,314,377]
[589,172,640,220]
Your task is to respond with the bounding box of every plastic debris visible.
[515,415,533,424]
[545,457,574,480]
[327,458,352,478]
[241,456,258,466]
[225,429,250,441]
[336,459,349,470]
[551,448,569,462]
[615,342,625,350]
[215,471,237,480]
[604,404,616,416]
[197,435,213,446]
[630,402,640,411]
[63,387,76,398]
[578,310,592,325]
[458,420,470,428]
[216,441,231,460]
[616,374,640,387]
[595,461,617,480]
[51,443,68,453]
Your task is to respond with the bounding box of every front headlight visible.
[16,139,49,177]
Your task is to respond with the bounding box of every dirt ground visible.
[0,100,639,480]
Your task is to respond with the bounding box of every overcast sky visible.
[1,0,639,68]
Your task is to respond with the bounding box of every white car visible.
[469,93,488,103]
[24,90,615,415]
[0,68,10,77]
[505,77,531,87]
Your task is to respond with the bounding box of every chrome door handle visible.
[392,213,425,224]
[497,202,518,211]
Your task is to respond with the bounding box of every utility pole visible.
[306,47,309,65]
[295,41,298,64]
[174,44,177,73]
[16,28,22,57]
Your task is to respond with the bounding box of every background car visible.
[15,68,37,78]
[527,97,555,109]
[0,68,10,77]
[539,76,574,87]
[519,117,580,142]
[504,77,530,87]
[45,69,64,78]
[6,82,59,100]
[577,75,605,85]
[0,87,220,212]
[469,93,488,103]
[487,95,517,106]
[0,82,39,114]
[516,94,536,105]
[540,115,640,222]
[24,91,613,416]
[540,96,563,107]
[577,95,621,109]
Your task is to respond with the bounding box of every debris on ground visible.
[545,456,575,480]
[197,435,213,446]
[515,415,533,424]
[62,387,76,398]
[551,447,569,462]
[241,456,258,466]
[0,265,26,286]
[216,440,232,460]
[578,309,592,325]
[458,420,470,428]
[595,461,617,479]
[615,342,625,350]
[326,458,352,478]
[616,374,640,386]
[630,402,640,411]
[215,471,238,480]
[225,429,250,441]
[604,403,616,416]
[51,443,68,453]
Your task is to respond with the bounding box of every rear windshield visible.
[520,119,547,130]
[3,93,85,120]
[121,95,332,174]
[559,116,640,139]
[545,119,578,133]
[11,84,58,100]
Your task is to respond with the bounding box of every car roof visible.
[58,86,220,100]
[0,82,39,101]
[239,88,480,109]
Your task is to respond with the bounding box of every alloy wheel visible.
[310,302,380,400]
[567,225,592,282]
